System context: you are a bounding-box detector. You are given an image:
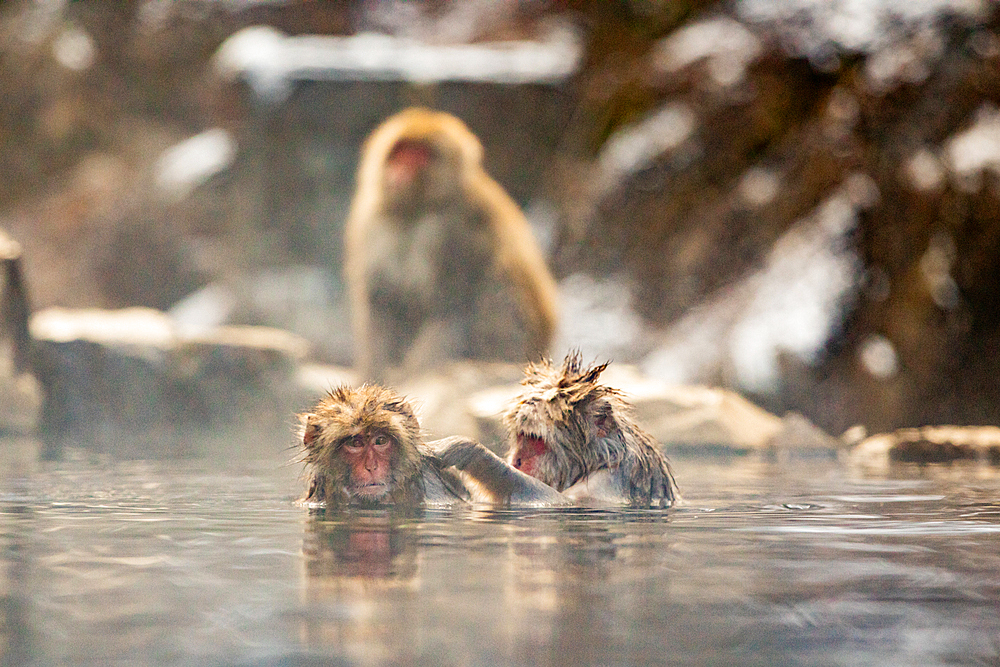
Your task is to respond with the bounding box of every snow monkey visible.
[439,353,679,508]
[299,384,566,508]
[343,107,558,381]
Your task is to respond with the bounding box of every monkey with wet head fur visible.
[344,107,558,382]
[439,353,679,508]
[299,384,566,508]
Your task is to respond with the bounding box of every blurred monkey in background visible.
[344,107,558,381]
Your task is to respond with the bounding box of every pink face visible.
[511,433,547,477]
[385,139,433,188]
[340,432,395,499]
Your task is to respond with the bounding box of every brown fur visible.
[503,352,679,508]
[299,385,469,507]
[344,107,558,381]
[299,384,566,508]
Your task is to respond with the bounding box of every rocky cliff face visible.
[551,1,1000,434]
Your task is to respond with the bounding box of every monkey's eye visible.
[342,437,365,453]
[594,413,612,435]
[373,434,392,449]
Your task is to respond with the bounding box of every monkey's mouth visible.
[352,482,390,498]
[512,433,547,471]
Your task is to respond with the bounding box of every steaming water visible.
[1,453,999,666]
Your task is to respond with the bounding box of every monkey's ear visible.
[302,416,321,448]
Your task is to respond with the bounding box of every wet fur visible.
[299,385,565,508]
[299,385,470,507]
[504,352,679,508]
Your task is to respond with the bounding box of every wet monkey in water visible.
[439,352,680,508]
[299,384,462,507]
[344,107,558,381]
[299,384,565,508]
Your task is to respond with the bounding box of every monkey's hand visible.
[429,436,569,506]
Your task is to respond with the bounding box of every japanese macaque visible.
[299,384,565,508]
[440,353,679,508]
[344,107,559,381]
[505,353,679,507]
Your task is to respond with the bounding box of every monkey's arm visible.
[429,437,569,506]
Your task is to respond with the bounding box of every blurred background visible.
[2,0,1000,459]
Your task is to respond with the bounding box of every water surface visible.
[1,453,999,666]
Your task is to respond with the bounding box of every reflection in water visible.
[303,511,418,582]
[0,456,997,665]
[500,509,676,667]
[0,502,32,667]
[300,511,421,664]
[299,506,680,666]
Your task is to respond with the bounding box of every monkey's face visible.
[360,108,482,215]
[301,385,424,505]
[504,382,573,487]
[384,139,435,191]
[504,354,622,491]
[381,134,463,210]
[336,430,397,500]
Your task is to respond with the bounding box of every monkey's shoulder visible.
[564,445,678,508]
[620,445,680,507]
[300,470,332,506]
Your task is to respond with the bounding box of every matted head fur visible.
[299,384,424,503]
[504,351,677,505]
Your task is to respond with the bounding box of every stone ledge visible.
[849,425,1000,472]
[30,306,311,459]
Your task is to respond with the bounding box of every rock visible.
[467,383,527,449]
[0,373,42,437]
[170,268,354,367]
[767,412,845,453]
[629,384,784,454]
[1,229,43,469]
[400,362,525,447]
[30,306,310,459]
[849,425,1000,472]
[293,362,358,397]
[0,229,32,376]
[295,357,840,459]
